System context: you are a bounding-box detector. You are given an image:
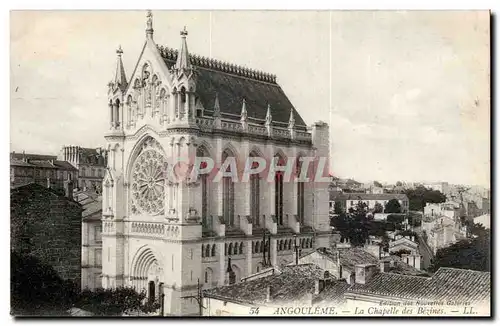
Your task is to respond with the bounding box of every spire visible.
[213,92,221,118]
[175,26,192,71]
[265,104,272,137]
[146,10,154,39]
[113,45,128,93]
[240,98,248,131]
[240,99,247,122]
[288,108,295,129]
[265,104,272,126]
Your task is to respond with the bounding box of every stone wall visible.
[11,184,82,287]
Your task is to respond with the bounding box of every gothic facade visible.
[101,11,331,316]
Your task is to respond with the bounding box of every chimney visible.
[354,264,377,285]
[314,279,325,295]
[379,260,390,273]
[65,179,74,199]
[266,286,272,302]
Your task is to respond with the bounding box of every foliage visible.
[75,287,160,316]
[331,202,369,247]
[428,226,490,273]
[11,251,77,316]
[333,201,344,215]
[373,202,384,214]
[404,186,446,211]
[11,250,160,317]
[385,199,402,213]
[396,181,403,186]
[386,214,405,225]
[380,234,390,252]
[390,249,411,257]
[373,181,383,188]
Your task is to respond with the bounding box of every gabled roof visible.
[347,267,490,303]
[204,264,325,305]
[11,152,57,161]
[158,46,308,129]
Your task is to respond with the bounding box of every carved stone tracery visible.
[131,137,167,215]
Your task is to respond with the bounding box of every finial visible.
[240,98,248,122]
[288,108,295,127]
[146,10,154,38]
[213,92,221,118]
[116,45,123,56]
[265,104,272,126]
[181,26,188,37]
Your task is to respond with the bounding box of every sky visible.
[10,10,490,187]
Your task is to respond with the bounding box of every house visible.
[10,151,78,193]
[202,264,349,316]
[344,266,490,315]
[60,146,107,193]
[424,202,460,220]
[76,190,103,290]
[330,193,409,213]
[11,182,82,287]
[421,215,467,255]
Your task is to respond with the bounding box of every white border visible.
[2,1,498,325]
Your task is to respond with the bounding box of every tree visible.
[373,181,383,188]
[373,202,384,214]
[75,287,160,316]
[428,226,490,273]
[331,202,369,247]
[348,202,370,246]
[385,199,402,213]
[404,186,446,211]
[11,251,77,316]
[333,201,344,215]
[11,250,160,317]
[396,181,403,186]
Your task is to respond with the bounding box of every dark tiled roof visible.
[347,267,490,303]
[204,264,324,305]
[330,192,409,202]
[11,152,57,161]
[302,247,379,271]
[82,199,102,219]
[158,47,307,128]
[28,160,57,169]
[314,280,350,305]
[338,247,379,270]
[10,158,34,167]
[53,160,78,171]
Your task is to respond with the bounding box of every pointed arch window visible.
[126,95,133,125]
[197,146,211,230]
[180,86,186,104]
[249,151,261,227]
[114,99,121,128]
[297,157,305,225]
[222,150,235,228]
[274,154,285,226]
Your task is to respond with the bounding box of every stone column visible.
[218,242,225,286]
[246,239,253,277]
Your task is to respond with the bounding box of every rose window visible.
[131,149,166,215]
